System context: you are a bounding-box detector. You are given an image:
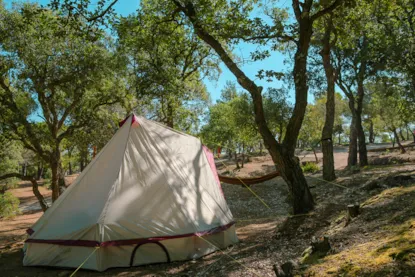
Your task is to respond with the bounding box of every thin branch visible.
[87,0,118,22]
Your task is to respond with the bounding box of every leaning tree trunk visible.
[0,173,48,212]
[393,128,406,154]
[175,1,314,213]
[320,14,336,181]
[399,129,405,142]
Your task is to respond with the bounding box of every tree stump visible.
[347,203,360,218]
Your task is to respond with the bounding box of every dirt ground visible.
[1,146,414,276]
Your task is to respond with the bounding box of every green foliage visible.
[0,135,23,186]
[301,162,320,173]
[116,4,215,132]
[201,85,256,152]
[0,191,20,218]
[299,93,348,148]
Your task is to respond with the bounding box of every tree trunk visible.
[355,112,368,166]
[312,148,319,163]
[50,161,60,202]
[166,101,174,128]
[68,149,73,175]
[259,141,263,155]
[393,128,406,154]
[338,132,341,145]
[0,173,48,212]
[348,99,358,167]
[241,143,245,168]
[355,37,368,167]
[320,14,336,181]
[369,120,375,143]
[22,162,27,176]
[399,129,405,142]
[234,152,240,169]
[273,147,314,214]
[50,148,63,202]
[30,176,49,212]
[37,162,43,181]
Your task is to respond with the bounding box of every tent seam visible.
[100,115,134,229]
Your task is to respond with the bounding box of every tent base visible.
[23,225,238,272]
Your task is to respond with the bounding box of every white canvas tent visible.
[23,114,238,271]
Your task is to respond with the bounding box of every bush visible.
[301,162,319,173]
[43,179,51,189]
[0,191,20,218]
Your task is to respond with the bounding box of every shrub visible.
[43,179,51,189]
[0,191,20,218]
[301,162,319,173]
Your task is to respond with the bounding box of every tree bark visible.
[37,161,43,180]
[399,129,405,142]
[241,143,245,168]
[368,120,375,143]
[355,112,368,166]
[234,152,240,169]
[0,173,48,212]
[320,14,336,181]
[356,82,368,166]
[355,36,369,166]
[348,98,358,167]
[50,149,63,202]
[166,101,174,128]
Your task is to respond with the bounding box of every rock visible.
[273,260,297,277]
[311,236,331,253]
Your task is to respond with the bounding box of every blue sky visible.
[4,0,303,104]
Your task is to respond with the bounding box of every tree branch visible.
[0,173,49,212]
[87,0,118,22]
[311,0,344,22]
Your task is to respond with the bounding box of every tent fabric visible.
[23,114,238,271]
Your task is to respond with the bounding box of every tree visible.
[314,13,337,180]
[201,84,258,168]
[116,5,215,132]
[0,3,123,201]
[331,0,389,167]
[368,79,414,153]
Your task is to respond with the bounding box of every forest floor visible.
[1,144,415,276]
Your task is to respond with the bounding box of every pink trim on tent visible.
[119,114,139,127]
[202,145,224,195]
[25,221,235,247]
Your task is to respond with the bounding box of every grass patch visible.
[362,186,415,207]
[304,219,415,276]
[302,162,319,173]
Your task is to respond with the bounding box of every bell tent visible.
[23,114,238,271]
